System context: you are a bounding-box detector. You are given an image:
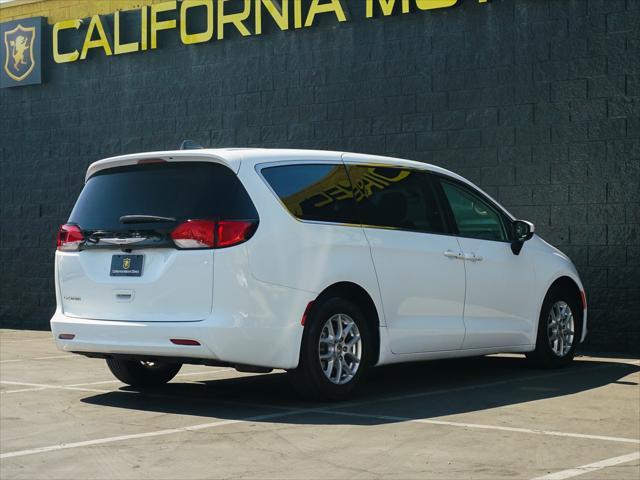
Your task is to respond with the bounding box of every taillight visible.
[170,220,256,249]
[57,224,84,251]
[170,220,216,248]
[216,220,256,248]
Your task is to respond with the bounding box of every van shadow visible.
[81,355,639,425]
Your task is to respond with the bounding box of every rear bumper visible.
[51,314,216,359]
[50,310,306,369]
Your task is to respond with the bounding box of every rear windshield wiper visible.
[119,215,176,224]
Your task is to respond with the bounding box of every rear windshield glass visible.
[69,162,257,231]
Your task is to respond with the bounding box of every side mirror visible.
[511,220,535,255]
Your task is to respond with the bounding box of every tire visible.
[288,297,372,401]
[526,287,581,369]
[106,358,182,387]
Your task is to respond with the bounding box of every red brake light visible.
[170,220,215,248]
[170,220,257,249]
[216,220,256,248]
[137,158,167,165]
[57,224,84,251]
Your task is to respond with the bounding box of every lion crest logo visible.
[4,24,36,82]
[122,258,131,270]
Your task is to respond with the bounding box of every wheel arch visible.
[312,281,381,366]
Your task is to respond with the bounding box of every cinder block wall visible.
[1,0,638,352]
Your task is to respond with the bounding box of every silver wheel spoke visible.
[341,358,353,377]
[327,320,335,340]
[342,322,354,340]
[346,334,361,348]
[319,350,333,360]
[324,358,334,376]
[334,357,343,382]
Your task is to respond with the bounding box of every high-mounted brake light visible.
[137,158,167,165]
[170,220,257,249]
[57,224,84,251]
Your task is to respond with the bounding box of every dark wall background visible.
[1,0,638,352]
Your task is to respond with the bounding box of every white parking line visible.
[1,363,638,460]
[65,368,236,386]
[0,369,235,394]
[0,408,311,460]
[0,355,80,363]
[32,355,80,360]
[0,338,50,344]
[0,381,111,394]
[532,451,640,479]
[322,410,640,445]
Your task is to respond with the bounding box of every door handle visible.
[463,253,484,262]
[443,250,464,260]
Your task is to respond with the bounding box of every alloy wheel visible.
[318,313,362,385]
[547,300,575,357]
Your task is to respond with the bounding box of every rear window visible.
[261,164,357,224]
[69,162,257,231]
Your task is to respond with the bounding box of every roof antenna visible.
[180,140,204,150]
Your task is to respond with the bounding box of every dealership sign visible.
[0,17,45,88]
[1,0,489,88]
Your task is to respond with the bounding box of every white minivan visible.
[51,148,587,400]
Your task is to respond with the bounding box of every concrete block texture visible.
[0,0,638,352]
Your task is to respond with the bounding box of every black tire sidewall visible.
[296,297,371,400]
[106,359,182,387]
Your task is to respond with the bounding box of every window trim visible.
[432,173,514,244]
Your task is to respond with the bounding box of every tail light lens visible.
[171,220,257,249]
[171,220,216,248]
[57,224,84,251]
[216,220,257,248]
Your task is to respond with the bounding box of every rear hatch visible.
[57,160,258,322]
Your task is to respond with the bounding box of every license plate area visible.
[110,254,144,277]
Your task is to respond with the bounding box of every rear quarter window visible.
[260,164,357,224]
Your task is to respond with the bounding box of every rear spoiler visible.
[85,150,242,182]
